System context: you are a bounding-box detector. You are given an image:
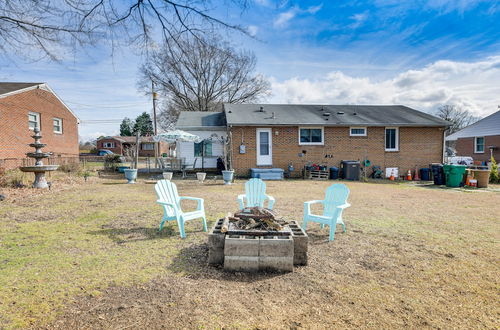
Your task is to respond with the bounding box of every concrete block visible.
[208,247,224,265]
[224,235,260,256]
[259,256,293,272]
[290,221,308,266]
[224,256,259,272]
[259,236,294,257]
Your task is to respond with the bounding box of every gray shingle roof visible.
[0,82,43,96]
[176,111,226,129]
[446,110,500,140]
[224,104,450,127]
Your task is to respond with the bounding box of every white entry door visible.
[256,128,272,165]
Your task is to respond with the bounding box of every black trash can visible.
[420,168,431,181]
[431,164,445,185]
[329,166,339,180]
[340,161,360,180]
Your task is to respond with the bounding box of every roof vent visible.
[323,112,331,116]
[337,111,345,115]
[271,112,276,119]
[320,107,324,111]
[259,106,264,112]
[353,112,357,115]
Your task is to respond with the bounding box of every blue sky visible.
[1,0,499,141]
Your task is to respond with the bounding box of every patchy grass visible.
[0,178,499,328]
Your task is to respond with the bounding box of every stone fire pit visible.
[208,208,308,272]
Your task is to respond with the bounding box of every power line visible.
[66,101,150,108]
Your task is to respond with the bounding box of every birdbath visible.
[19,128,59,188]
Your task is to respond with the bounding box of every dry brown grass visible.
[1,178,499,329]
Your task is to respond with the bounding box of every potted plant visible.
[220,133,234,185]
[123,134,139,184]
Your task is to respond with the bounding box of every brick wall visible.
[230,126,445,177]
[96,138,124,155]
[0,88,79,169]
[455,135,500,162]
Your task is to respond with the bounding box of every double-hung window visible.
[474,137,485,153]
[103,142,115,148]
[194,141,212,157]
[299,127,324,145]
[28,112,40,130]
[53,118,63,134]
[385,127,399,151]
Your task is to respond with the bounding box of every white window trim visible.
[298,127,324,145]
[103,142,115,148]
[474,136,485,153]
[350,127,367,137]
[53,117,63,134]
[385,127,399,152]
[142,143,155,151]
[28,112,40,130]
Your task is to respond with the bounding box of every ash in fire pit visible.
[208,207,308,272]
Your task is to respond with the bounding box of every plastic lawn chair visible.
[237,178,275,210]
[155,179,207,238]
[303,183,350,241]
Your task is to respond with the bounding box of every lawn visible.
[0,177,499,328]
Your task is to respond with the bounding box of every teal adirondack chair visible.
[237,178,276,210]
[303,183,351,241]
[155,179,207,238]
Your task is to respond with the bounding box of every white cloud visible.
[269,56,500,117]
[247,25,259,37]
[349,11,368,29]
[273,3,323,28]
[306,4,323,14]
[273,7,298,27]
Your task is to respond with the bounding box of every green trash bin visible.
[443,164,467,187]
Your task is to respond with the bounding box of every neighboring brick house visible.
[0,82,79,169]
[96,136,168,157]
[446,110,500,163]
[177,104,449,177]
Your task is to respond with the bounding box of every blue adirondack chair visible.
[303,183,351,241]
[237,178,275,210]
[155,179,207,238]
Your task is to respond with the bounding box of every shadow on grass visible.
[87,225,176,244]
[101,182,128,185]
[167,243,285,282]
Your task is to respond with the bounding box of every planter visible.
[222,170,234,185]
[162,172,173,180]
[196,172,206,183]
[124,169,138,184]
[117,166,130,173]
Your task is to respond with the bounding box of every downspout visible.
[442,127,446,164]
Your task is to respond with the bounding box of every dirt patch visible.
[46,226,497,329]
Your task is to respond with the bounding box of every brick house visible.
[0,82,79,169]
[177,104,449,177]
[96,136,169,157]
[446,110,500,163]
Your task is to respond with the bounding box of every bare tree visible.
[435,105,481,135]
[0,0,250,62]
[140,33,270,125]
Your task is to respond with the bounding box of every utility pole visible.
[152,80,159,168]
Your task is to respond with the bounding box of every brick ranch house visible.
[177,104,450,177]
[0,82,79,170]
[96,136,169,157]
[446,110,500,163]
